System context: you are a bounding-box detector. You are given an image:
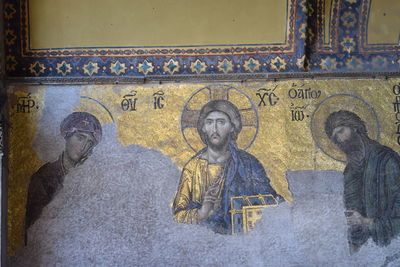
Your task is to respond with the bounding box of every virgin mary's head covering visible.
[60,112,102,144]
[197,100,242,144]
[324,110,367,138]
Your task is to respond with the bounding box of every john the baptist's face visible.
[65,131,96,163]
[202,111,234,149]
[331,126,352,145]
[330,125,363,155]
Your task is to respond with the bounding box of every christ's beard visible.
[206,133,231,151]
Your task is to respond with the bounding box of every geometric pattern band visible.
[3,0,399,78]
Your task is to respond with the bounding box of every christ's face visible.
[202,111,234,149]
[65,131,96,164]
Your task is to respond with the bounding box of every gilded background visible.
[7,79,400,265]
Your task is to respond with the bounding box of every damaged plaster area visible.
[11,123,400,266]
[10,86,400,266]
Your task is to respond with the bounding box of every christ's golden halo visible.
[181,84,259,152]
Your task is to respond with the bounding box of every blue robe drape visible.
[199,143,282,234]
[344,140,400,247]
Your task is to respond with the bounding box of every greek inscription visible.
[153,90,165,109]
[288,88,321,100]
[256,86,279,107]
[392,83,400,145]
[15,93,38,113]
[121,90,138,111]
[289,104,309,122]
[291,110,305,121]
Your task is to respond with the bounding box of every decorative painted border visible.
[314,0,340,52]
[4,0,308,77]
[308,0,400,72]
[3,0,399,77]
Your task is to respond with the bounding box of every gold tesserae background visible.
[6,78,400,254]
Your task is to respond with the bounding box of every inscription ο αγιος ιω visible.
[286,83,319,122]
[392,83,400,145]
[121,90,138,111]
[153,90,165,110]
[256,85,279,107]
[289,103,310,122]
[290,103,310,121]
[288,83,321,100]
[15,93,38,113]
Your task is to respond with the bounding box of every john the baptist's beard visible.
[334,132,365,161]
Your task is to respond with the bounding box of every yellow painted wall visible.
[367,0,400,44]
[29,0,288,48]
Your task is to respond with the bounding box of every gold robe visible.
[172,154,224,224]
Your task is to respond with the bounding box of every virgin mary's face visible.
[65,131,96,163]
